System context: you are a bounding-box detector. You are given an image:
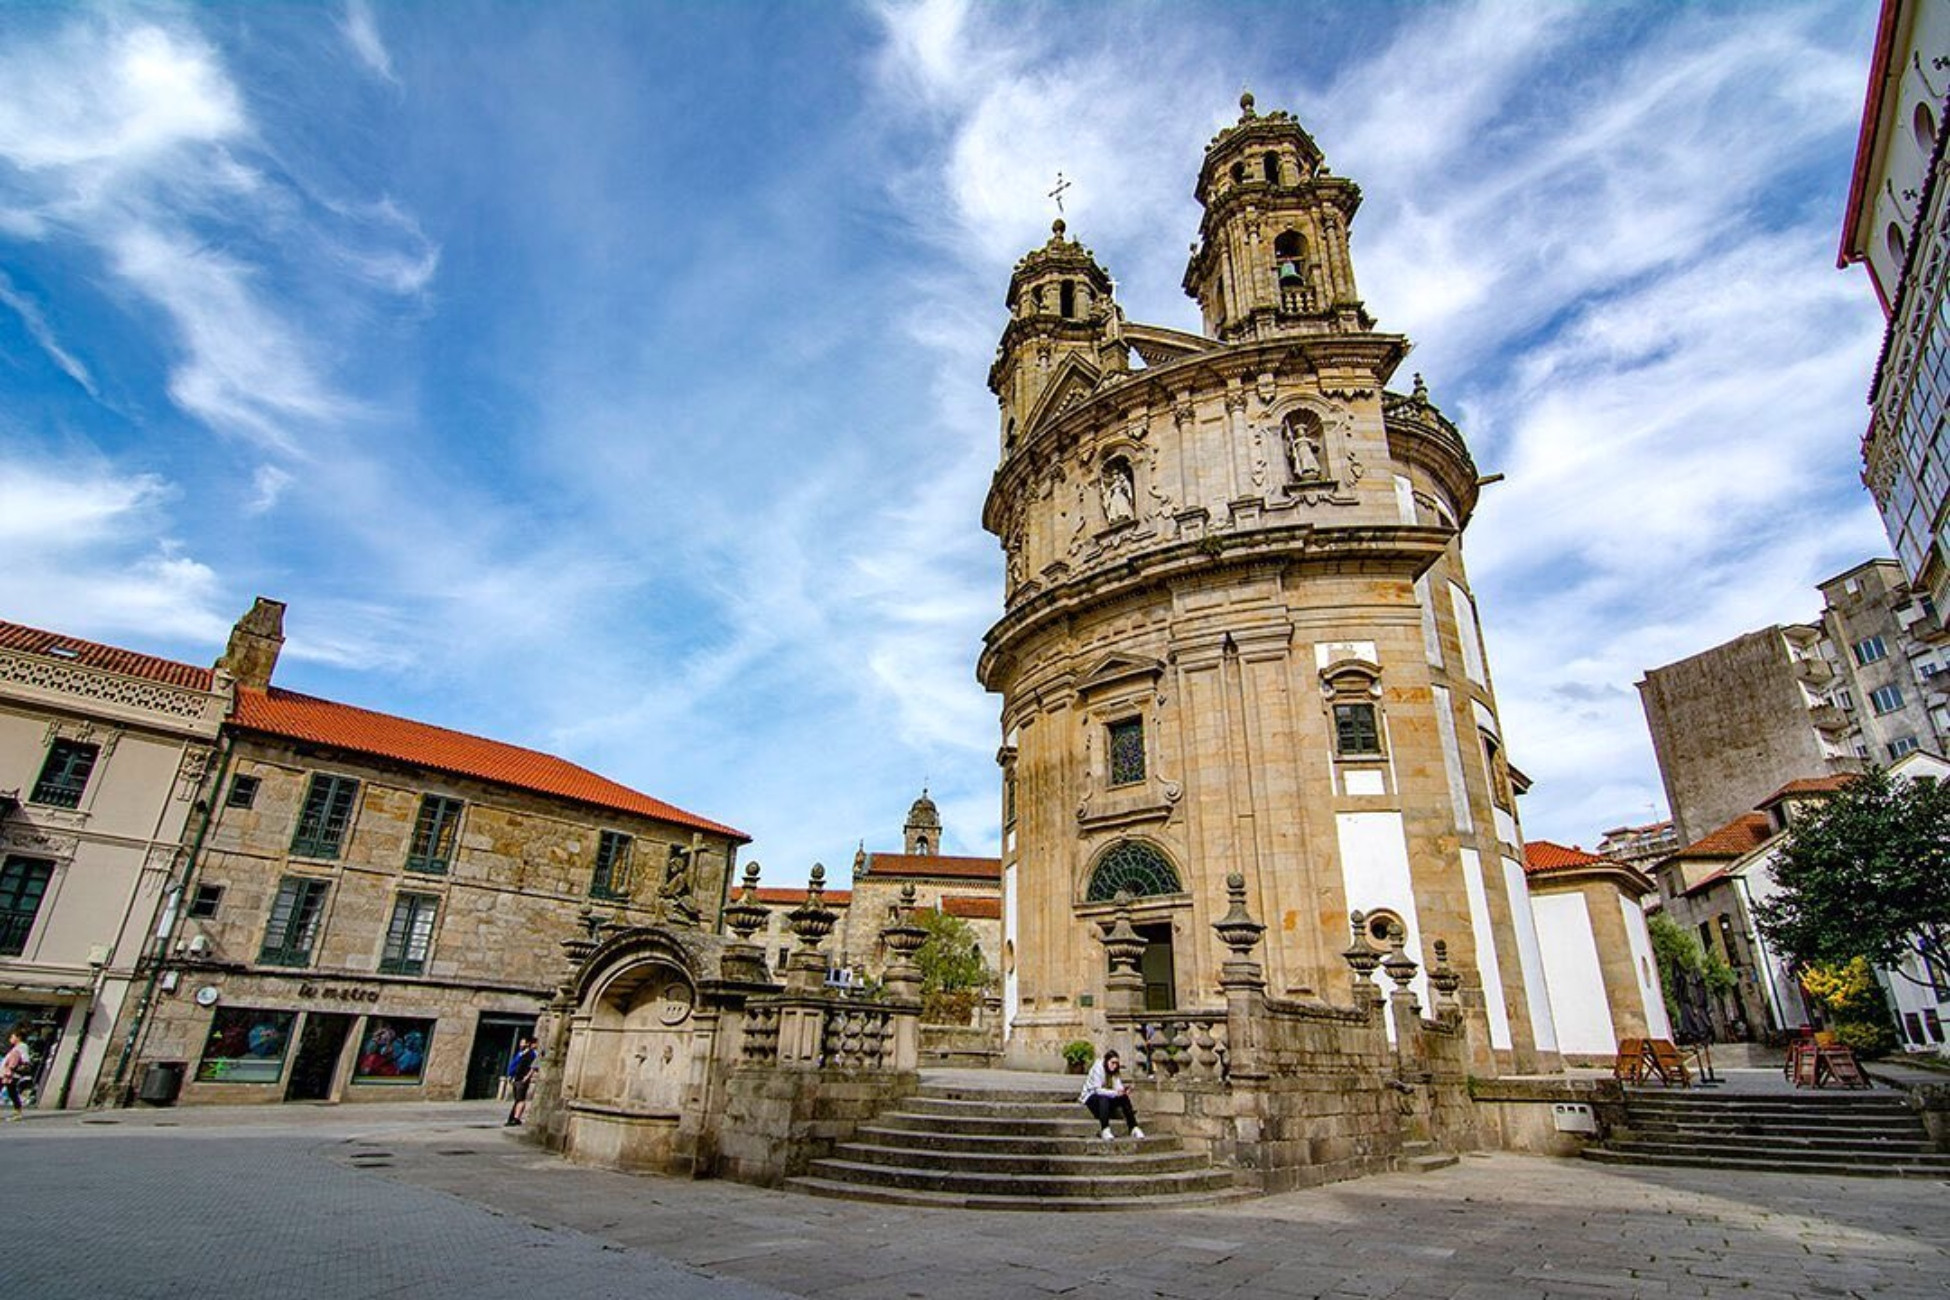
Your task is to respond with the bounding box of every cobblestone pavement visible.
[12,1102,1949,1298]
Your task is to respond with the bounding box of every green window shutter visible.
[406,796,463,873]
[292,775,360,858]
[379,894,438,974]
[260,877,328,966]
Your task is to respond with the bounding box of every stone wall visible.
[715,1066,918,1186]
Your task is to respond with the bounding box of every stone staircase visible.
[1583,1088,1950,1178]
[787,1074,1255,1210]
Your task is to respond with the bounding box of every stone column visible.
[879,882,929,1072]
[1212,871,1268,1082]
[1096,892,1147,1059]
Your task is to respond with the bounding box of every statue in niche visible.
[660,843,700,925]
[1101,458,1135,524]
[1282,410,1326,484]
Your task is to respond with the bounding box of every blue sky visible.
[0,0,1891,880]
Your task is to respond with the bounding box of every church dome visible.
[905,790,941,828]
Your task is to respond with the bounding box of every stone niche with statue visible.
[528,864,930,1185]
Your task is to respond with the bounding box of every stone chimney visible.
[220,597,286,690]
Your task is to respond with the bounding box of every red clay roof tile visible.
[1669,812,1775,861]
[1522,840,1612,876]
[231,685,747,841]
[0,619,214,691]
[941,895,1001,920]
[860,852,1001,881]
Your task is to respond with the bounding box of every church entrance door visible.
[1137,922,1176,1011]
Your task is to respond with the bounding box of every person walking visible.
[504,1036,538,1128]
[1078,1048,1142,1140]
[1,1031,33,1121]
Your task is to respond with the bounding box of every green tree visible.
[1753,766,1950,1000]
[913,910,994,1024]
[1646,912,1734,1023]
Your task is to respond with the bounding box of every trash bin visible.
[137,1062,185,1106]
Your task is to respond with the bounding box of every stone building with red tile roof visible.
[80,599,748,1107]
[1519,841,1668,1063]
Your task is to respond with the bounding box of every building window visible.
[1854,636,1888,665]
[30,739,99,808]
[1481,731,1513,808]
[226,775,260,809]
[291,774,359,859]
[188,884,224,920]
[1003,773,1017,827]
[591,830,633,900]
[1084,840,1182,902]
[259,877,329,967]
[1891,735,1922,759]
[1871,684,1906,715]
[1333,702,1382,756]
[0,856,53,956]
[406,796,464,874]
[1834,688,1854,711]
[1107,718,1145,787]
[379,894,439,975]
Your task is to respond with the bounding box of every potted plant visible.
[1062,1040,1096,1075]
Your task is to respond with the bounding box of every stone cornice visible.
[0,647,228,737]
[978,523,1455,689]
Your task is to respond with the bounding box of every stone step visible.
[872,1111,1107,1139]
[828,1141,1211,1177]
[804,1156,1242,1200]
[1619,1125,1936,1151]
[899,1095,1093,1120]
[785,1175,1263,1212]
[851,1125,1187,1156]
[1582,1145,1950,1179]
[1623,1092,1908,1110]
[1599,1146,1950,1177]
[910,1085,1086,1106]
[1626,1114,1926,1135]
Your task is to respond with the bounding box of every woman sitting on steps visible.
[1078,1049,1143,1141]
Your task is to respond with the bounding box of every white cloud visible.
[0,270,95,395]
[340,1,398,85]
[0,458,227,644]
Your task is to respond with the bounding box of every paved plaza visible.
[12,1098,1948,1299]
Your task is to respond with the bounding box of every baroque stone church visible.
[984,95,1562,1074]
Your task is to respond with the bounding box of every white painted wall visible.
[1618,894,1672,1041]
[1459,847,1513,1050]
[1531,892,1616,1057]
[1336,811,1428,1027]
[1415,576,1443,668]
[1501,855,1559,1053]
[1450,581,1486,685]
[1431,686,1473,833]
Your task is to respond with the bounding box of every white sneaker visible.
[1099,1126,1114,1140]
[1130,1126,1145,1139]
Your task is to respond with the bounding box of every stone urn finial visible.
[1097,890,1147,974]
[1428,938,1463,1001]
[721,861,770,942]
[1341,910,1382,980]
[1212,871,1265,960]
[1381,920,1419,990]
[880,881,929,963]
[787,863,838,949]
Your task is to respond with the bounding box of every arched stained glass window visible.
[1085,841,1182,902]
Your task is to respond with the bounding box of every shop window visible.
[379,893,439,975]
[195,1007,296,1083]
[406,795,463,874]
[0,856,53,957]
[591,830,634,900]
[291,774,359,858]
[353,1016,434,1084]
[259,877,328,967]
[30,739,98,809]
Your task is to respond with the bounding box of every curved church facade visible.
[982,97,1561,1074]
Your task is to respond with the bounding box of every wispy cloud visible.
[340,1,398,85]
[0,270,96,395]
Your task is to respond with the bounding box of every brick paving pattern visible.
[10,1102,1948,1298]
